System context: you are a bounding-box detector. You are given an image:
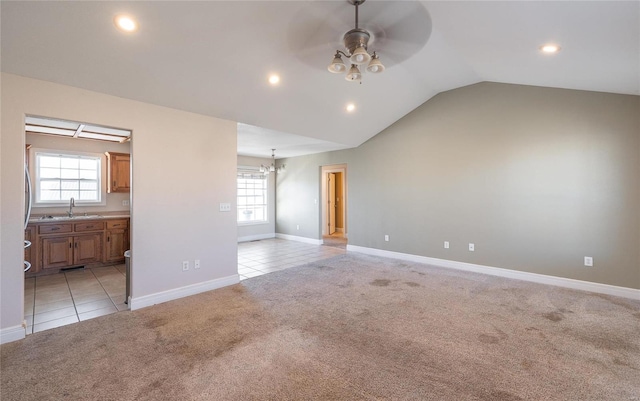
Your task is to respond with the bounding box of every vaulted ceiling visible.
[2,1,638,158]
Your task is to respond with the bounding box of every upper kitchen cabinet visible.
[105,152,130,193]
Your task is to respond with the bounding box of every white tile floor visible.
[24,264,128,334]
[238,238,346,280]
[24,238,347,334]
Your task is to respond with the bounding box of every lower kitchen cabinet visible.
[105,228,128,262]
[41,234,103,270]
[73,234,103,265]
[29,217,129,276]
[41,236,74,270]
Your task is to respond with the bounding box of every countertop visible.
[29,213,130,223]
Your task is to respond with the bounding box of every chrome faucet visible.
[67,197,75,217]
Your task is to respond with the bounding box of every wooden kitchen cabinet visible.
[41,236,74,270]
[105,152,130,193]
[42,234,102,270]
[29,217,129,276]
[73,234,103,265]
[104,219,129,263]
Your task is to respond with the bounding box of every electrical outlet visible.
[182,261,189,271]
[444,241,450,249]
[468,243,475,251]
[194,259,200,269]
[219,203,231,212]
[296,225,300,230]
[384,235,389,242]
[584,256,593,267]
[122,200,130,206]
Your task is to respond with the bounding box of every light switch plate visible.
[219,203,231,212]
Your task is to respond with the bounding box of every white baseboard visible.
[238,233,276,243]
[1,325,25,344]
[276,233,323,245]
[129,274,240,311]
[347,245,640,300]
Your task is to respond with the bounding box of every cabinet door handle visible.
[113,181,116,187]
[74,242,77,248]
[69,242,72,249]
[107,236,110,242]
[51,227,59,231]
[113,224,121,227]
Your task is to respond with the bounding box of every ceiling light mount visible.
[328,0,384,83]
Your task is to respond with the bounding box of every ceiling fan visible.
[288,0,432,80]
[327,0,384,82]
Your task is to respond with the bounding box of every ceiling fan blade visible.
[287,1,432,70]
[363,2,432,67]
[288,2,354,70]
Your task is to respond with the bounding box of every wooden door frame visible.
[320,164,347,237]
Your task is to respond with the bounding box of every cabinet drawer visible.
[74,221,105,232]
[38,224,72,235]
[106,219,128,229]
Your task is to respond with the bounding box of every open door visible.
[328,173,336,235]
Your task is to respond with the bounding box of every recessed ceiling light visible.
[540,44,561,54]
[268,75,280,85]
[114,15,138,32]
[346,103,356,112]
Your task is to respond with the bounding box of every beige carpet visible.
[2,253,639,400]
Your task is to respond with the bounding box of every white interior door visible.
[328,173,336,235]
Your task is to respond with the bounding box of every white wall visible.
[1,74,238,342]
[237,155,276,242]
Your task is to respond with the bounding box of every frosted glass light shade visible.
[366,56,385,73]
[328,55,346,73]
[349,46,371,65]
[345,65,362,82]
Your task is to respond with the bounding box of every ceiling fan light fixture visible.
[328,53,347,73]
[345,65,362,82]
[349,45,371,65]
[366,53,385,73]
[328,0,382,83]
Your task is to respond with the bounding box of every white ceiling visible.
[2,1,638,158]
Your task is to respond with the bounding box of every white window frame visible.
[237,167,269,226]
[30,147,107,207]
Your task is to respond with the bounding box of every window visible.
[33,150,103,205]
[237,169,267,224]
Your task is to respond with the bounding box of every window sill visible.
[238,221,269,227]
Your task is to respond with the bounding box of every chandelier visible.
[260,149,285,175]
[327,0,385,83]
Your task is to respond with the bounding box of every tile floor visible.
[24,264,128,334]
[24,238,347,334]
[238,238,346,280]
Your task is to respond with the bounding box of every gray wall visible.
[277,82,640,289]
[277,150,353,239]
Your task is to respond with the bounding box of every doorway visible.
[23,116,132,334]
[321,164,347,247]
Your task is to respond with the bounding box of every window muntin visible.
[34,151,102,205]
[237,170,267,224]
